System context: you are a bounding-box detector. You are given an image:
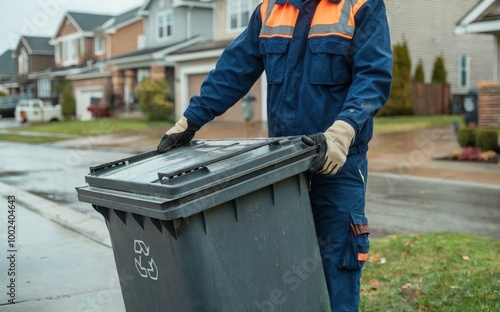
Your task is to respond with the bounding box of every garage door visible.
[76,88,103,121]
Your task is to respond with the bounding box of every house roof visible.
[0,50,16,78]
[96,6,142,31]
[170,39,233,55]
[139,0,213,14]
[18,36,54,55]
[455,0,500,34]
[67,11,114,32]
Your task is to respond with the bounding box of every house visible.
[167,0,265,127]
[455,0,500,128]
[12,36,54,100]
[0,50,18,95]
[166,0,496,126]
[105,0,214,115]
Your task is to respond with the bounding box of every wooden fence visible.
[477,82,500,128]
[412,83,450,115]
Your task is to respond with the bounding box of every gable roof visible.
[0,50,16,78]
[17,36,54,55]
[96,6,142,32]
[455,0,500,34]
[67,11,114,32]
[139,0,213,15]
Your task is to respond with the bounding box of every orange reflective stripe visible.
[260,0,269,24]
[358,253,368,262]
[266,3,299,28]
[352,0,368,16]
[310,0,344,27]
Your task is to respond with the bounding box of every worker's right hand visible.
[157,116,199,153]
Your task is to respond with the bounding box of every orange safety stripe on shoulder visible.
[266,3,299,28]
[260,0,269,24]
[309,0,354,39]
[349,0,368,26]
[358,253,369,262]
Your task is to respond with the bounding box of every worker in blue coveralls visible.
[157,0,392,310]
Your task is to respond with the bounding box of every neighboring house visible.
[455,0,500,82]
[0,50,18,95]
[105,0,214,114]
[386,0,495,95]
[167,0,265,124]
[168,0,496,125]
[12,36,54,100]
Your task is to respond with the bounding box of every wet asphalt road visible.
[0,140,498,239]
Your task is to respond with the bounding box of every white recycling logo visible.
[134,240,158,280]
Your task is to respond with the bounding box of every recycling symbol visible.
[134,240,158,280]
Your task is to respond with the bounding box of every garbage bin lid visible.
[77,137,317,219]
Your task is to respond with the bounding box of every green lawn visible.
[9,118,168,135]
[361,232,500,311]
[374,115,464,133]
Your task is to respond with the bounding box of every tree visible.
[414,59,425,83]
[136,78,174,121]
[432,55,447,83]
[380,40,414,116]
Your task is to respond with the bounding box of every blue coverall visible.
[184,0,392,310]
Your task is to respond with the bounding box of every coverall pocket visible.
[308,38,351,85]
[339,212,370,271]
[259,38,290,84]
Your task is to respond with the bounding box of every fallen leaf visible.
[404,241,412,247]
[369,252,381,262]
[462,255,470,261]
[413,290,422,298]
[369,279,381,290]
[402,283,411,289]
[380,257,387,264]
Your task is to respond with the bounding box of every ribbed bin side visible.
[101,173,330,312]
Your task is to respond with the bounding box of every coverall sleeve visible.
[183,6,265,129]
[335,0,393,134]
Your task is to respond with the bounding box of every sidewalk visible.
[0,183,125,312]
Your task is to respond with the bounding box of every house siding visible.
[30,55,54,73]
[109,20,145,58]
[57,17,79,37]
[386,0,495,94]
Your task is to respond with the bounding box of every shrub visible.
[431,55,447,83]
[57,81,76,119]
[0,91,6,97]
[414,59,425,83]
[380,40,414,116]
[136,78,174,122]
[476,130,499,152]
[457,128,476,147]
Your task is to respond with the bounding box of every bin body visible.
[77,138,330,312]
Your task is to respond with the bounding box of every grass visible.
[361,232,500,312]
[374,115,464,133]
[0,133,67,143]
[9,118,168,135]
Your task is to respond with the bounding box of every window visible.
[37,79,51,98]
[18,48,29,75]
[459,54,470,88]
[62,38,79,66]
[157,11,173,40]
[228,0,252,31]
[137,68,151,83]
[95,36,104,55]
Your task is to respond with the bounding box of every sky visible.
[1,0,146,54]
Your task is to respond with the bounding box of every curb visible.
[0,181,111,248]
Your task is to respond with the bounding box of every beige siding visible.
[57,17,79,37]
[386,0,495,93]
[30,55,54,73]
[109,20,145,58]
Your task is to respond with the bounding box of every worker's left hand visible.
[301,120,355,175]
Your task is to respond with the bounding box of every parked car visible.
[0,96,25,119]
[15,99,63,123]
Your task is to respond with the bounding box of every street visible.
[0,140,498,239]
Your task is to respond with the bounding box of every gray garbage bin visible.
[76,137,330,312]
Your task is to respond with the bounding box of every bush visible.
[476,130,499,152]
[457,128,476,147]
[136,78,174,121]
[380,40,414,116]
[0,91,6,97]
[432,55,447,83]
[414,59,425,83]
[57,81,76,119]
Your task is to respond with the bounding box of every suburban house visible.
[105,0,214,115]
[12,36,54,100]
[167,0,265,127]
[166,0,495,126]
[0,50,17,95]
[455,0,500,128]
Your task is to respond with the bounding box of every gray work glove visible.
[301,120,356,175]
[157,116,199,153]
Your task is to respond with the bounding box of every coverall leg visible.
[309,153,369,312]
